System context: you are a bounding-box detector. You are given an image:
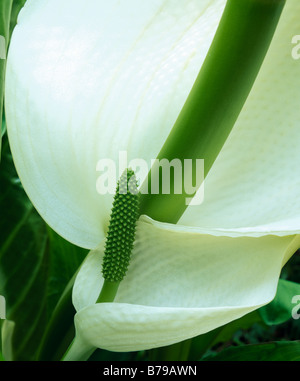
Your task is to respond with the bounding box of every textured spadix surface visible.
[5,0,300,355]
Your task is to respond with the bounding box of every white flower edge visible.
[5,0,226,249]
[66,217,300,357]
[6,0,300,250]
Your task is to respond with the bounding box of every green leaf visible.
[0,136,87,360]
[203,340,300,361]
[1,320,14,361]
[211,311,263,346]
[187,311,264,360]
[9,1,27,40]
[259,279,300,326]
[0,137,48,360]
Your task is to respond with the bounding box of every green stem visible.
[143,0,286,361]
[140,0,286,223]
[97,280,120,303]
[62,335,95,361]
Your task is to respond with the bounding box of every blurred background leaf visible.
[259,279,300,326]
[0,134,87,360]
[1,0,87,361]
[203,340,300,361]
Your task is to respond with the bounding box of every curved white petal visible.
[180,0,300,232]
[70,217,299,353]
[5,0,225,249]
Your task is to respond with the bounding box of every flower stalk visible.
[140,0,286,224]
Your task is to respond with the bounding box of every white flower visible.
[5,0,300,358]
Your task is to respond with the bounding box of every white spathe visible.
[68,217,299,357]
[5,0,300,357]
[5,0,227,249]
